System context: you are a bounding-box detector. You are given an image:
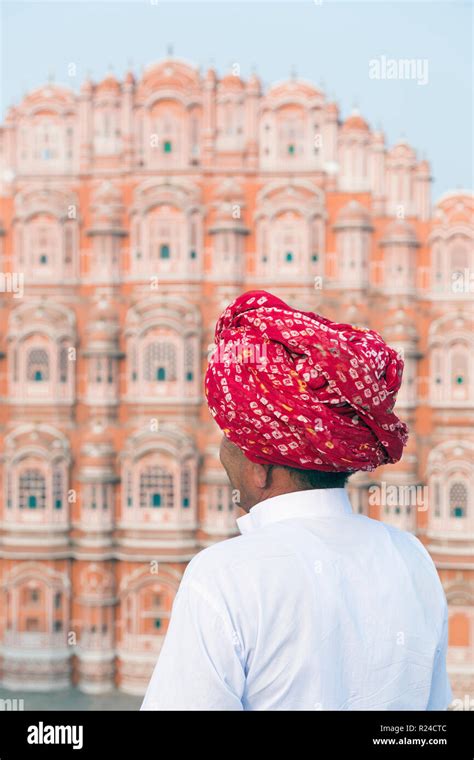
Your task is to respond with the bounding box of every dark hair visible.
[285,467,352,490]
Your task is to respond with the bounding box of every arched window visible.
[59,345,68,383]
[449,482,467,518]
[272,213,305,272]
[13,347,18,382]
[19,469,46,509]
[430,334,473,405]
[257,220,269,273]
[189,214,199,260]
[64,224,74,267]
[278,117,304,159]
[190,115,199,159]
[130,344,138,383]
[144,342,177,382]
[139,466,174,509]
[451,349,468,400]
[433,242,443,286]
[22,586,41,605]
[431,235,473,294]
[433,480,441,518]
[6,472,12,509]
[148,109,183,167]
[184,342,194,382]
[146,209,185,269]
[149,218,170,261]
[94,108,120,155]
[53,469,63,510]
[84,483,110,510]
[450,244,469,272]
[125,470,133,508]
[36,223,55,266]
[181,466,191,509]
[33,120,61,164]
[27,348,49,382]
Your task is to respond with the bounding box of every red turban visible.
[205,291,408,472]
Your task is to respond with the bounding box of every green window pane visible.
[55,499,62,510]
[163,141,172,153]
[28,495,37,509]
[288,144,295,155]
[182,497,190,508]
[285,251,293,262]
[160,244,170,259]
[152,493,161,507]
[154,618,162,629]
[157,367,166,381]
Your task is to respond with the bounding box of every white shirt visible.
[141,488,452,711]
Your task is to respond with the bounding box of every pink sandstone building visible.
[0,58,472,700]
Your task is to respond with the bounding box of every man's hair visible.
[285,466,352,490]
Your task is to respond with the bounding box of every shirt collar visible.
[236,488,353,535]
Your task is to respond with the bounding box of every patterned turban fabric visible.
[205,291,408,472]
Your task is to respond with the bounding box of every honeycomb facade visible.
[0,58,472,698]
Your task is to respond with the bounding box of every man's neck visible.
[242,484,345,514]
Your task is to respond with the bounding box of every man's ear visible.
[252,462,273,490]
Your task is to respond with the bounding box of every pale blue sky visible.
[1,0,472,199]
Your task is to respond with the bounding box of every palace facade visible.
[0,58,472,699]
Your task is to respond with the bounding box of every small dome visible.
[96,74,121,94]
[380,219,419,246]
[388,140,416,161]
[266,79,323,101]
[334,200,372,229]
[432,192,473,226]
[342,109,370,132]
[220,74,245,90]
